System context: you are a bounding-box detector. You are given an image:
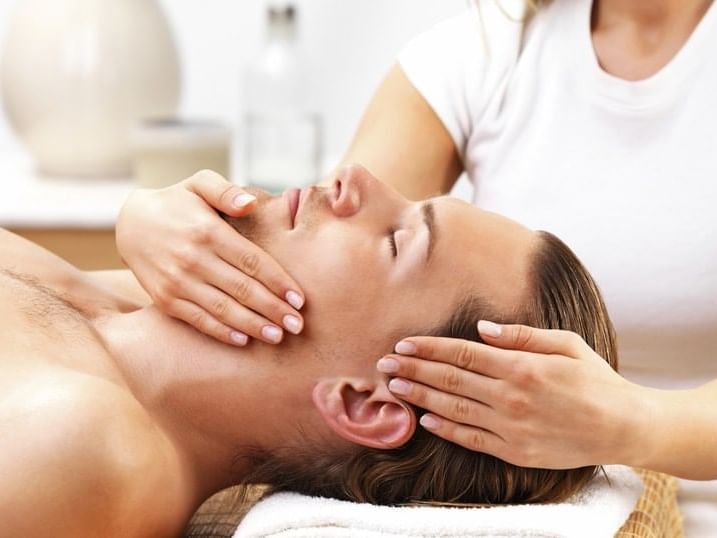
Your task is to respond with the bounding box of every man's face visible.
[231,164,537,376]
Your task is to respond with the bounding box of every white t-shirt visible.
[399,0,717,535]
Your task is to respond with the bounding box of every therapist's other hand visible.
[379,322,645,469]
[116,169,305,346]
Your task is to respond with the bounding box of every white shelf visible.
[0,150,135,229]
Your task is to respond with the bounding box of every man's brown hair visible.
[239,231,618,505]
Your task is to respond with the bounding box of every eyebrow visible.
[422,201,437,264]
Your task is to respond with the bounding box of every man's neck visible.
[93,307,310,503]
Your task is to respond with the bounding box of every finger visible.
[168,298,249,347]
[177,280,285,345]
[477,320,586,357]
[392,336,513,379]
[386,377,498,430]
[186,169,258,217]
[213,222,305,310]
[198,256,303,335]
[377,355,502,405]
[419,414,506,458]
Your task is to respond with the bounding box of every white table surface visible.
[0,150,136,229]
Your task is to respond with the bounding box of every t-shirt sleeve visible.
[397,2,526,160]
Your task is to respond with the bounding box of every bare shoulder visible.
[0,228,141,315]
[0,375,184,537]
[0,227,89,299]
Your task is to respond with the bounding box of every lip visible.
[287,188,301,228]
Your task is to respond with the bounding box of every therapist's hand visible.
[116,170,305,346]
[379,321,647,469]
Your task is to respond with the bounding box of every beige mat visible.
[616,469,683,538]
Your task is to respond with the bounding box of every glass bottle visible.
[242,3,323,191]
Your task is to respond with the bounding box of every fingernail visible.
[262,325,283,343]
[478,320,502,338]
[394,341,416,355]
[376,357,399,374]
[286,290,304,310]
[388,378,411,396]
[230,331,248,346]
[420,414,441,430]
[233,193,256,208]
[282,314,302,335]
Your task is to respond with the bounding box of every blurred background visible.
[0,0,468,269]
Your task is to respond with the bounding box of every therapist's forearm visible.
[631,380,717,480]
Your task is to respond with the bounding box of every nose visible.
[330,163,380,218]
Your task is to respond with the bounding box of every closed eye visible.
[387,229,398,257]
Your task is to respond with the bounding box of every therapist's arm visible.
[632,378,717,479]
[327,64,463,200]
[381,322,717,480]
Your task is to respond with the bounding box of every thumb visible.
[185,169,257,217]
[477,320,585,357]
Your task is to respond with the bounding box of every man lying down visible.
[1,164,617,537]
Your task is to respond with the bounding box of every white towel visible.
[234,465,642,538]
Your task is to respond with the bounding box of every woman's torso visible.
[468,0,717,390]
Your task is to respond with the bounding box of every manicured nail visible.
[230,331,248,346]
[394,341,416,355]
[388,378,411,396]
[376,357,399,374]
[478,320,502,338]
[233,193,256,208]
[420,414,441,430]
[262,324,283,343]
[282,314,302,335]
[286,290,304,310]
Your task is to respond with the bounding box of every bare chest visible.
[0,269,125,385]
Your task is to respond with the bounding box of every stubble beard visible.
[222,187,272,248]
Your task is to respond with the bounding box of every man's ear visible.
[312,378,416,449]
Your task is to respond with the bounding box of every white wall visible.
[0,0,467,171]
